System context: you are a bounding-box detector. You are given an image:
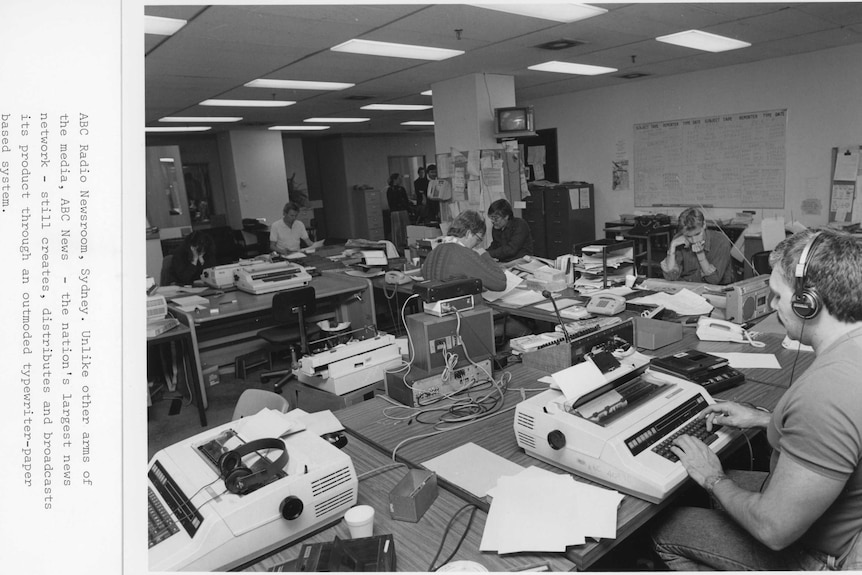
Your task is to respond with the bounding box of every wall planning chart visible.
[634,109,786,208]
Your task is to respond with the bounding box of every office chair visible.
[751,251,772,275]
[231,388,290,421]
[258,286,320,392]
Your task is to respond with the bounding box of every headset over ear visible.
[792,232,825,320]
[217,438,288,495]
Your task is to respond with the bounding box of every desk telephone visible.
[384,270,413,285]
[696,317,765,347]
[586,294,626,316]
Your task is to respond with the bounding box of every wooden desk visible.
[329,330,804,569]
[170,272,375,412]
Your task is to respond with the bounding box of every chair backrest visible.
[751,250,772,275]
[159,254,174,286]
[272,286,317,353]
[232,388,290,421]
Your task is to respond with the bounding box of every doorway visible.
[388,155,426,203]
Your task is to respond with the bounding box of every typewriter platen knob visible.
[547,430,566,450]
[280,495,304,520]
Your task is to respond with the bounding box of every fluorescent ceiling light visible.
[268,125,330,131]
[401,121,435,126]
[470,3,607,23]
[146,126,211,133]
[200,99,295,108]
[656,30,751,53]
[528,60,617,75]
[144,15,187,36]
[159,158,175,163]
[245,79,355,91]
[159,116,242,123]
[304,117,370,123]
[421,90,433,96]
[361,104,433,111]
[331,39,463,61]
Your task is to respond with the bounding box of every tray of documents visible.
[514,368,734,503]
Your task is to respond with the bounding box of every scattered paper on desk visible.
[497,289,546,307]
[171,295,210,311]
[629,288,713,316]
[533,298,580,312]
[552,361,606,402]
[422,442,524,498]
[710,352,781,369]
[157,285,208,296]
[285,251,306,260]
[483,271,524,302]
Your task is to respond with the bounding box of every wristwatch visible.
[704,473,730,494]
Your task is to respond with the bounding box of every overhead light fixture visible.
[146,126,211,133]
[421,90,433,96]
[144,15,187,36]
[200,99,295,108]
[656,30,751,53]
[528,61,617,75]
[331,39,463,61]
[268,125,330,131]
[401,121,435,126]
[245,79,355,91]
[159,116,242,123]
[304,117,370,123]
[536,39,584,51]
[470,3,607,23]
[361,104,433,111]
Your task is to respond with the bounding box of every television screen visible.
[495,106,534,134]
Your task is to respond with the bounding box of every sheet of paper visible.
[533,298,581,311]
[285,251,306,260]
[171,295,209,307]
[360,250,387,265]
[709,352,781,369]
[628,288,713,315]
[552,361,606,402]
[422,442,524,499]
[834,148,860,181]
[760,217,786,251]
[496,288,546,307]
[482,270,524,301]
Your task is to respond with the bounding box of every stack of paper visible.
[480,466,624,553]
[171,295,210,312]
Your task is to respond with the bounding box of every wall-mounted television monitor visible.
[494,106,535,136]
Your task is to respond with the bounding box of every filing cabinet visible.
[353,186,384,240]
[524,182,595,258]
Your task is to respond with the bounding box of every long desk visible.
[263,330,810,571]
[170,271,375,412]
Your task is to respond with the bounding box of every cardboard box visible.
[389,469,437,523]
[202,364,220,387]
[636,317,683,350]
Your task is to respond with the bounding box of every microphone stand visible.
[542,289,571,344]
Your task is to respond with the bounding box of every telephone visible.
[384,271,413,285]
[586,294,626,316]
[696,317,765,347]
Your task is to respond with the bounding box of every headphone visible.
[217,438,288,495]
[792,232,825,320]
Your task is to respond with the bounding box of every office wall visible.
[526,43,862,230]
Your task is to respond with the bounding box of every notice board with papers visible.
[633,109,786,209]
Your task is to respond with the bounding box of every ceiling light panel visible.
[245,79,355,91]
[331,39,464,61]
[200,99,295,107]
[304,117,370,123]
[268,125,330,131]
[470,3,607,24]
[361,104,433,111]
[144,15,187,36]
[159,116,242,123]
[656,30,751,53]
[528,61,618,75]
[401,121,435,126]
[146,126,211,133]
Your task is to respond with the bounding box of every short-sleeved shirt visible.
[661,229,733,284]
[766,326,862,559]
[270,218,309,252]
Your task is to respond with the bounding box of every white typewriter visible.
[148,408,357,571]
[234,261,312,295]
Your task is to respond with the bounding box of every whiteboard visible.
[634,109,786,208]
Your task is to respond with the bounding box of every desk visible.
[325,331,806,570]
[146,322,207,427]
[170,271,375,412]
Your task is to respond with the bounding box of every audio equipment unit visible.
[406,307,494,372]
[385,359,493,407]
[723,274,773,323]
[413,278,483,303]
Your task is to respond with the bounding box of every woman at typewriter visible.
[660,207,733,285]
[166,231,215,286]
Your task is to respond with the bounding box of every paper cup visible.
[344,505,374,538]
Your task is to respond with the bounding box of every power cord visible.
[427,503,480,571]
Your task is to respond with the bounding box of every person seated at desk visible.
[651,228,862,571]
[486,199,534,263]
[270,201,311,256]
[165,231,215,286]
[660,207,733,285]
[421,209,506,292]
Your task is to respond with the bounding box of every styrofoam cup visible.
[344,505,375,538]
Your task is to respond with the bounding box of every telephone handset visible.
[586,294,626,316]
[384,271,412,285]
[696,317,765,347]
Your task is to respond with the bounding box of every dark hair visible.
[283,201,300,214]
[387,173,401,187]
[417,167,425,176]
[447,210,487,238]
[185,230,215,254]
[769,228,862,322]
[676,207,706,234]
[488,199,513,219]
[426,164,437,172]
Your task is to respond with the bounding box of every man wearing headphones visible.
[651,228,862,570]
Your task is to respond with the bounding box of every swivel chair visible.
[750,251,773,275]
[232,388,290,421]
[258,286,320,392]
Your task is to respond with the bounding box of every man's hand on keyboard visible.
[701,401,770,431]
[670,434,723,487]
